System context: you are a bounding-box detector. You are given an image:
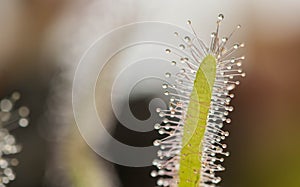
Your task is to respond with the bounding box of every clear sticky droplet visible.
[233,44,239,49]
[151,170,158,177]
[18,106,30,117]
[8,173,15,180]
[179,44,185,50]
[0,99,13,112]
[180,58,185,63]
[218,14,224,21]
[11,92,21,101]
[154,123,161,129]
[0,159,8,168]
[228,106,234,112]
[18,118,29,127]
[153,140,161,146]
[225,97,231,103]
[184,36,191,43]
[162,84,168,89]
[5,135,15,144]
[10,159,19,166]
[3,168,12,176]
[2,177,9,184]
[180,69,186,73]
[222,37,228,42]
[226,84,236,91]
[158,129,165,134]
[163,118,168,123]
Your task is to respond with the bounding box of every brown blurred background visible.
[0,1,299,187]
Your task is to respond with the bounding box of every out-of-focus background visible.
[0,1,299,187]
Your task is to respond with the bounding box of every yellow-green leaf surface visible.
[178,55,217,187]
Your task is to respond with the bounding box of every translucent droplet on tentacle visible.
[19,118,29,127]
[153,140,161,146]
[233,44,239,49]
[218,14,224,21]
[154,123,161,129]
[211,32,216,38]
[151,170,158,177]
[226,84,236,91]
[179,44,185,50]
[162,84,168,89]
[11,92,21,101]
[184,36,191,43]
[0,99,13,112]
[18,106,30,117]
[222,37,228,42]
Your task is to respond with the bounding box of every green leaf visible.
[178,55,217,187]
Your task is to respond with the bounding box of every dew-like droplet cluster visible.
[152,14,245,187]
[0,92,30,186]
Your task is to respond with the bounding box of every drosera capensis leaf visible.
[178,55,216,187]
[152,14,245,187]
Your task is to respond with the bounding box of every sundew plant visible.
[152,15,245,187]
[0,92,30,187]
